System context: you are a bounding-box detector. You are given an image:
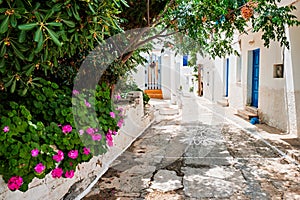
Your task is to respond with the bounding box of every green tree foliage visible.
[0,0,124,94]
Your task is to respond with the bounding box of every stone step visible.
[145,90,163,99]
[217,99,229,107]
[237,109,258,120]
[245,106,258,115]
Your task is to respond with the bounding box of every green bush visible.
[0,80,124,191]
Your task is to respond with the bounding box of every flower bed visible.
[0,79,124,192]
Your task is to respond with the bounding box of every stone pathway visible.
[83,96,300,200]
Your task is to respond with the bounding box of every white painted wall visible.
[133,65,146,90]
[285,1,300,136]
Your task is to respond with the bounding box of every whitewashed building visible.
[199,0,300,137]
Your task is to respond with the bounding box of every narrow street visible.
[83,95,300,200]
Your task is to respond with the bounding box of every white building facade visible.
[199,0,300,137]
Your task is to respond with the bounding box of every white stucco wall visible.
[133,65,146,90]
[286,1,300,136]
[239,31,288,131]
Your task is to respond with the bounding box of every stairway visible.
[217,97,229,107]
[237,106,258,120]
[144,89,163,99]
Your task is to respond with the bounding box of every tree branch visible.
[147,0,150,26]
[151,0,175,27]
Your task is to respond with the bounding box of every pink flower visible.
[113,130,118,135]
[3,126,9,133]
[91,134,102,141]
[79,129,84,135]
[7,176,23,191]
[62,125,72,134]
[117,119,124,128]
[83,147,90,155]
[31,149,39,157]
[51,168,63,178]
[72,90,80,95]
[53,150,64,162]
[106,133,113,147]
[86,127,95,135]
[84,99,91,108]
[34,163,45,174]
[65,170,74,178]
[115,94,121,100]
[110,112,115,118]
[70,162,73,166]
[68,150,78,159]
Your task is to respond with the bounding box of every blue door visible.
[225,58,229,97]
[251,49,260,108]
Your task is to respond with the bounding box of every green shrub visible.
[0,80,124,191]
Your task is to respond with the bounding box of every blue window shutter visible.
[183,55,188,66]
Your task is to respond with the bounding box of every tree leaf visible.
[18,23,38,31]
[62,19,75,27]
[45,27,62,47]
[0,43,6,57]
[0,16,9,33]
[10,14,17,27]
[10,42,25,60]
[10,79,16,93]
[18,30,26,43]
[46,22,62,27]
[34,28,42,42]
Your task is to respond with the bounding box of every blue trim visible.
[183,55,188,66]
[251,49,260,108]
[225,58,229,97]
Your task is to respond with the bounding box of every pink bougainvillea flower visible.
[7,176,23,191]
[72,89,80,95]
[86,127,95,135]
[65,170,74,178]
[117,107,124,116]
[91,134,102,141]
[83,147,90,155]
[110,112,115,118]
[62,125,72,134]
[34,163,45,174]
[68,150,78,159]
[3,126,9,133]
[79,129,84,135]
[114,94,121,100]
[53,150,64,162]
[51,168,63,178]
[117,119,124,128]
[106,133,113,147]
[84,99,91,108]
[113,130,118,135]
[31,149,39,157]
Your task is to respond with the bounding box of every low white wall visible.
[0,91,154,200]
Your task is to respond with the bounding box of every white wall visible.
[133,65,146,90]
[285,1,300,136]
[239,30,288,131]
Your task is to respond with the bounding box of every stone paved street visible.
[83,95,300,200]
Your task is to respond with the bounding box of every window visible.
[273,64,284,78]
[183,55,188,66]
[236,55,242,83]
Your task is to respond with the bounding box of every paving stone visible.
[182,166,245,198]
[150,170,183,192]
